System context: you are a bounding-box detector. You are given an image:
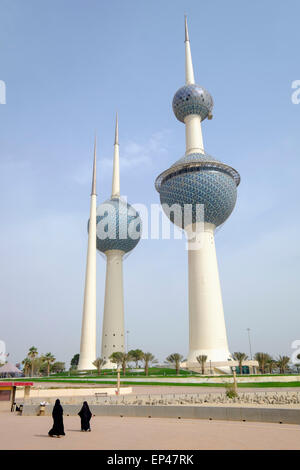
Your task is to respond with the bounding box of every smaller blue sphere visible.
[96,198,141,254]
[173,84,213,123]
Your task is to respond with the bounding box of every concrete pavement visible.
[1,411,300,450]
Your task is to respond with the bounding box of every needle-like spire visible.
[111,112,120,198]
[91,134,97,195]
[185,16,195,85]
[114,111,119,145]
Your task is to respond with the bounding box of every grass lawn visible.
[49,368,300,379]
[52,367,199,378]
[2,377,300,388]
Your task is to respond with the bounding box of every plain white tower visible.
[78,138,97,371]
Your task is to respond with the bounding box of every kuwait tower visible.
[96,115,142,368]
[155,18,240,369]
[78,138,97,371]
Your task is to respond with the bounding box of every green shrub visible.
[225,383,238,398]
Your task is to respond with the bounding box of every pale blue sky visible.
[0,0,299,366]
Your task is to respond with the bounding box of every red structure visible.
[0,382,34,406]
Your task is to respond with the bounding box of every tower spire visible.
[111,112,120,198]
[185,16,195,85]
[114,111,119,145]
[91,134,97,195]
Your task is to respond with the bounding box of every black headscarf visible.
[53,399,63,416]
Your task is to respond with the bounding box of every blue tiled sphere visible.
[96,198,141,254]
[156,152,239,228]
[172,84,213,122]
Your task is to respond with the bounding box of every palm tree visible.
[254,352,269,374]
[28,346,38,376]
[276,355,290,374]
[109,352,123,368]
[41,353,56,376]
[196,355,207,375]
[93,357,106,375]
[128,349,144,368]
[266,356,276,374]
[142,353,157,376]
[232,352,248,374]
[120,353,131,375]
[109,352,130,375]
[166,353,184,375]
[22,358,32,376]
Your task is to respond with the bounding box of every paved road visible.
[0,412,299,450]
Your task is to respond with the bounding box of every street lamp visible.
[116,367,120,395]
[232,366,238,395]
[247,328,253,360]
[126,330,130,353]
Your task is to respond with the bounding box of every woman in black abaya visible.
[78,401,92,431]
[48,399,65,437]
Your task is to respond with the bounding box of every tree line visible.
[93,350,158,376]
[194,352,294,374]
[71,351,185,376]
[22,346,65,377]
[21,347,298,377]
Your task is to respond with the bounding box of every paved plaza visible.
[1,410,300,450]
[1,385,300,450]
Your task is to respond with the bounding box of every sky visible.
[0,0,299,367]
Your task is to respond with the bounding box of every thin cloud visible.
[70,129,172,184]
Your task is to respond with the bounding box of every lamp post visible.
[126,330,130,353]
[116,367,120,395]
[232,366,238,395]
[247,328,253,360]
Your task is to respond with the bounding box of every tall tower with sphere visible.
[96,115,142,368]
[155,18,240,368]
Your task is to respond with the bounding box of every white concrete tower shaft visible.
[78,137,97,370]
[101,114,125,367]
[184,18,230,364]
[101,249,125,367]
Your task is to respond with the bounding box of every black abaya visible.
[48,399,65,436]
[78,401,92,431]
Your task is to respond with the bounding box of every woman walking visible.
[48,399,65,438]
[78,401,92,431]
